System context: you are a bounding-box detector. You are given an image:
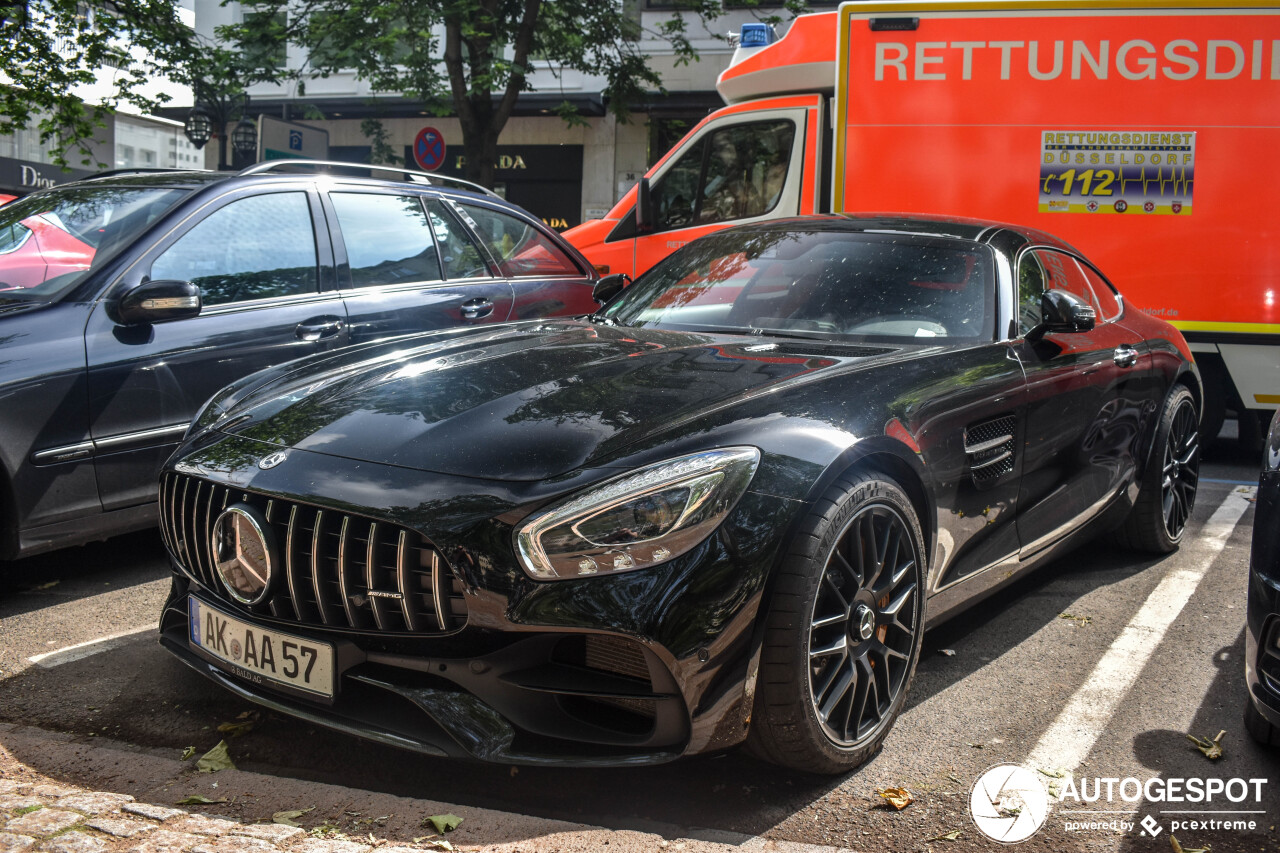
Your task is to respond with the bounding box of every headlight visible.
[515,447,760,580]
[1265,409,1280,473]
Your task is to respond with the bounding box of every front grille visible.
[160,473,466,634]
[965,414,1016,487]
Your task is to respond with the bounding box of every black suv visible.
[0,161,598,560]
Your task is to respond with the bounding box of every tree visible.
[0,0,192,168]
[225,0,805,187]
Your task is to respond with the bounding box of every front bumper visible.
[1246,468,1280,729]
[155,436,799,766]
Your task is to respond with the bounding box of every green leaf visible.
[1186,730,1226,760]
[424,814,463,834]
[181,746,196,761]
[927,830,963,842]
[196,740,236,773]
[273,807,314,827]
[176,795,227,805]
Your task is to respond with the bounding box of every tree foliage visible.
[225,0,806,186]
[0,0,192,168]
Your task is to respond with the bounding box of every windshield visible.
[0,185,187,302]
[603,229,996,342]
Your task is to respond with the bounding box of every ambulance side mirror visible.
[635,177,654,234]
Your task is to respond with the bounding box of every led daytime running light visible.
[516,447,760,580]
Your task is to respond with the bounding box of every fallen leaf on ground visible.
[1169,835,1211,853]
[1059,612,1092,626]
[30,580,60,591]
[939,649,956,656]
[423,814,463,834]
[967,742,984,749]
[422,842,454,852]
[217,720,254,737]
[877,787,913,810]
[176,795,227,805]
[927,830,963,842]
[1186,730,1225,760]
[273,807,315,827]
[196,739,236,773]
[180,746,196,761]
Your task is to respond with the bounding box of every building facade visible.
[188,1,823,230]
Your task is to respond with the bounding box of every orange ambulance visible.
[564,0,1279,441]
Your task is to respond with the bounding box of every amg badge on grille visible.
[211,504,277,606]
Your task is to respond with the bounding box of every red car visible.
[0,209,96,290]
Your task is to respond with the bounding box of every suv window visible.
[330,192,442,288]
[151,192,318,307]
[457,204,579,277]
[0,221,30,254]
[425,200,488,279]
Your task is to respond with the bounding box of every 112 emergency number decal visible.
[1039,130,1195,215]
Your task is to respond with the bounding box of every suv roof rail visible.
[89,167,189,179]
[238,159,502,199]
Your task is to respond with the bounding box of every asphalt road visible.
[1,437,1276,852]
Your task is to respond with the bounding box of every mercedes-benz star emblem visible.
[258,452,288,470]
[855,604,876,641]
[211,504,276,605]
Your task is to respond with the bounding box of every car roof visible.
[67,161,503,200]
[732,213,1081,255]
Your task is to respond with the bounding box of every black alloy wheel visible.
[1161,392,1200,540]
[1115,384,1199,553]
[749,471,925,774]
[808,504,919,746]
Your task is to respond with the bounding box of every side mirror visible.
[1028,289,1095,339]
[113,280,202,326]
[635,177,654,234]
[592,273,631,305]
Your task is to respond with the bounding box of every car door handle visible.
[1113,344,1139,368]
[461,297,494,319]
[296,316,345,342]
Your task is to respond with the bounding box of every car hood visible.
[220,321,898,480]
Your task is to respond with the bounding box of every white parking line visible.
[1023,485,1256,774]
[27,626,154,668]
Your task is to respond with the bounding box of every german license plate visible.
[188,597,335,699]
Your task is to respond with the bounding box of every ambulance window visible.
[652,138,704,231]
[1077,261,1122,322]
[695,121,795,226]
[647,119,796,233]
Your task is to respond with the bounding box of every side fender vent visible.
[965,414,1016,488]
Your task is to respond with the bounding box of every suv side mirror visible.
[635,177,654,234]
[592,273,631,306]
[1028,289,1095,339]
[113,280,202,326]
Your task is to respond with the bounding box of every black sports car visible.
[1246,409,1280,747]
[157,215,1202,772]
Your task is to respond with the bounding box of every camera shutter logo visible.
[970,764,1050,843]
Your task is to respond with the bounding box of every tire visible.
[1114,385,1199,553]
[748,470,925,774]
[1244,700,1280,748]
